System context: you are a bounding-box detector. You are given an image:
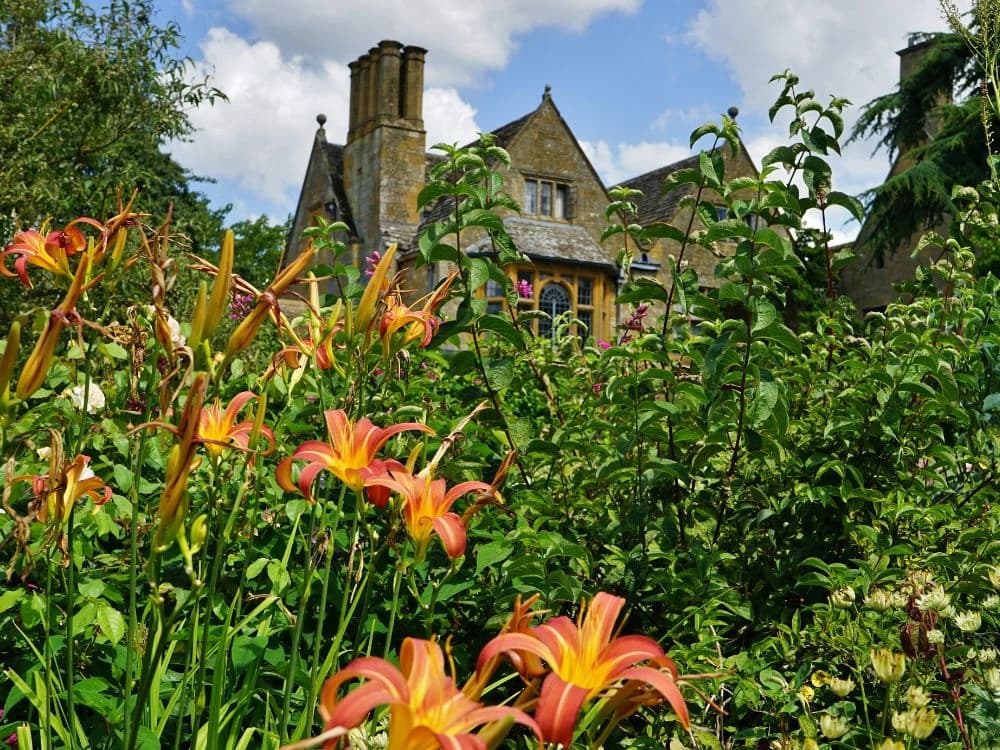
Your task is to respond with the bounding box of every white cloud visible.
[225,0,640,86]
[423,88,481,146]
[686,0,973,239]
[169,28,481,219]
[180,0,194,16]
[581,139,692,185]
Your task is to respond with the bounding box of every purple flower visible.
[364,251,382,277]
[592,382,603,394]
[624,304,649,331]
[597,340,611,350]
[516,279,533,299]
[228,292,255,321]
[5,733,16,747]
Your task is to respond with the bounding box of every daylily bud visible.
[155,373,208,549]
[189,514,208,554]
[203,230,234,338]
[225,245,316,358]
[187,280,209,351]
[354,243,396,336]
[0,321,21,402]
[17,254,89,400]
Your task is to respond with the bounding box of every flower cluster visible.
[288,591,689,750]
[228,292,255,321]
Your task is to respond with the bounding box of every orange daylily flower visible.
[476,591,690,747]
[276,409,433,502]
[32,454,112,526]
[379,270,457,349]
[465,594,548,700]
[365,468,492,559]
[196,391,274,457]
[284,637,540,750]
[1,225,86,287]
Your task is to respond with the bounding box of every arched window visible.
[538,283,571,338]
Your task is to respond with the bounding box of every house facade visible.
[287,40,761,341]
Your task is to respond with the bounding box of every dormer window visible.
[524,177,571,218]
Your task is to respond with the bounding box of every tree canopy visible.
[0,0,227,249]
[850,11,1000,273]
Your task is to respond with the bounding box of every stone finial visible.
[543,84,552,100]
[727,106,739,119]
[316,113,327,127]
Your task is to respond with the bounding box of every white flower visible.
[916,587,950,614]
[819,714,850,739]
[831,587,856,608]
[65,382,106,413]
[36,446,52,460]
[954,610,982,632]
[906,685,931,708]
[984,594,1000,610]
[926,628,945,645]
[984,667,1000,693]
[146,305,185,348]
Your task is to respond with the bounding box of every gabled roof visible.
[618,154,700,226]
[322,143,356,234]
[465,216,615,270]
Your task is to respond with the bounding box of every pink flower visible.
[228,292,255,321]
[516,279,533,299]
[592,382,603,394]
[597,340,611,350]
[364,251,382,277]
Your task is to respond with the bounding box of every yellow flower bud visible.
[189,514,208,554]
[829,676,855,697]
[871,648,906,684]
[877,739,905,750]
[819,713,850,739]
[0,321,21,399]
[203,229,234,338]
[187,280,209,351]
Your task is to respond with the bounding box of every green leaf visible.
[755,321,801,355]
[113,464,133,492]
[689,122,720,148]
[484,357,514,390]
[95,603,126,646]
[232,636,267,670]
[476,541,514,574]
[0,588,24,615]
[616,278,668,304]
[246,557,268,580]
[477,315,523,348]
[704,219,753,244]
[267,560,291,592]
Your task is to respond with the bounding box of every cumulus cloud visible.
[581,139,692,186]
[169,28,482,218]
[226,0,640,86]
[685,0,973,238]
[423,88,481,146]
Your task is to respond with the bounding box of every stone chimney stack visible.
[343,41,427,254]
[401,45,426,127]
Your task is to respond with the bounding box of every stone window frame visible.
[522,175,572,219]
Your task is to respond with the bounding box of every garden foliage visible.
[0,64,999,750]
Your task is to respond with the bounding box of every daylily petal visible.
[536,674,591,748]
[617,665,690,729]
[430,512,467,558]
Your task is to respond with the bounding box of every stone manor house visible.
[285,39,762,343]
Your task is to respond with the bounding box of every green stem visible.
[304,484,349,727]
[278,503,320,742]
[65,508,76,750]
[44,561,54,750]
[383,561,404,658]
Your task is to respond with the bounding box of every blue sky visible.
[158,0,968,241]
